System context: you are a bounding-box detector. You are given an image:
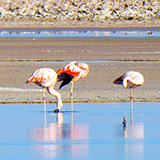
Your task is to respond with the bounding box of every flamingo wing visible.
[125,71,144,87]
[57,64,81,77]
[113,74,125,85]
[57,63,82,89]
[57,73,74,89]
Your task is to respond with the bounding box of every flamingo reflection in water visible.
[123,121,145,159]
[31,112,89,159]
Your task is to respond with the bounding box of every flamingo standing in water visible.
[113,71,144,122]
[26,68,63,113]
[57,61,89,111]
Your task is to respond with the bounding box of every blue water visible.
[0,102,160,160]
[0,28,160,38]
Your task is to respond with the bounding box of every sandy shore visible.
[0,20,160,29]
[0,37,159,104]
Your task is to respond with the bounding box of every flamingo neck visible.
[123,77,128,88]
[47,86,63,110]
[123,77,132,88]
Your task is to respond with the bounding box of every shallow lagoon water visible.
[0,102,160,160]
[0,28,160,38]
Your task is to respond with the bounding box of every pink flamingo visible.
[57,61,89,111]
[26,68,63,113]
[113,71,144,122]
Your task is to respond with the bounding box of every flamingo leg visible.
[43,88,47,113]
[71,82,74,112]
[130,88,133,124]
[42,88,47,124]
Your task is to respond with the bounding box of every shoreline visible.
[0,21,160,29]
[0,100,160,104]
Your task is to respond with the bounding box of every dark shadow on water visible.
[38,110,82,113]
[50,110,81,113]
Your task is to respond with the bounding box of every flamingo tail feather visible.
[57,73,74,89]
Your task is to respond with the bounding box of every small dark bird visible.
[122,117,127,127]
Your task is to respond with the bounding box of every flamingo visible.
[56,61,89,111]
[113,71,144,122]
[26,68,63,113]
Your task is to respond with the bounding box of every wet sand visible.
[0,20,160,29]
[0,37,159,103]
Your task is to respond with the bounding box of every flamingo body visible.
[57,61,89,89]
[113,71,144,89]
[26,68,57,87]
[26,68,63,112]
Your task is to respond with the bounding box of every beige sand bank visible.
[0,37,159,104]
